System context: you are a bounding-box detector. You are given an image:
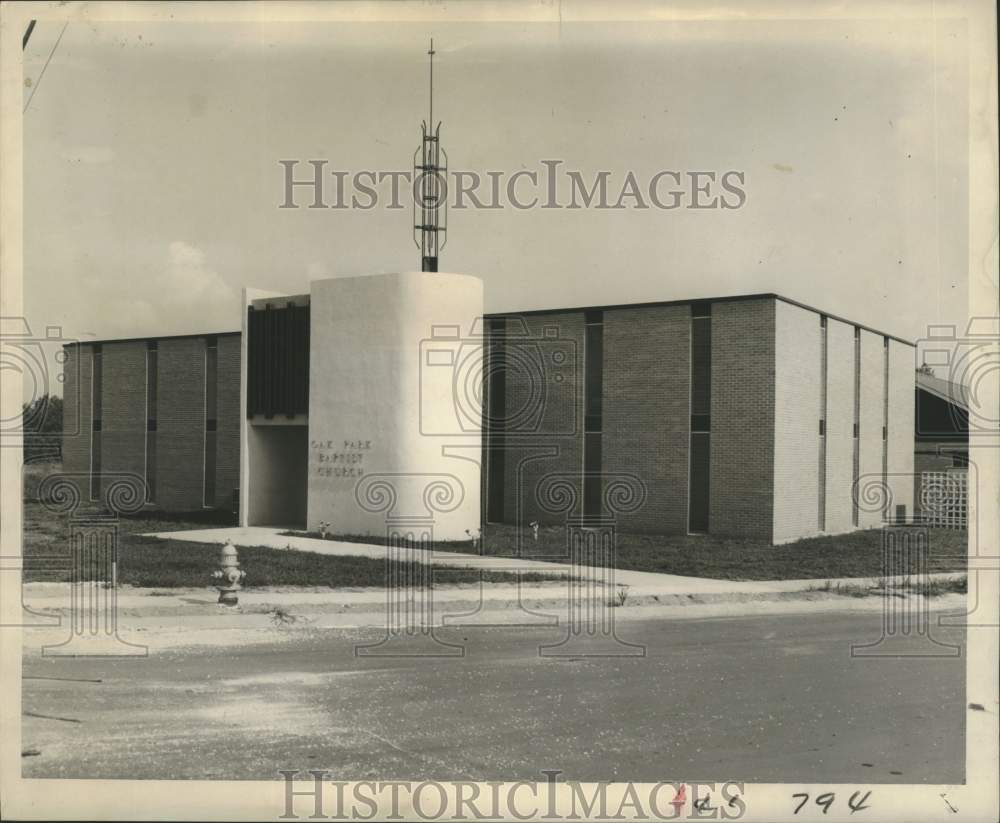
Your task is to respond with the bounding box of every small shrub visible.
[269,607,297,626]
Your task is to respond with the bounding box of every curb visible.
[21,586,968,623]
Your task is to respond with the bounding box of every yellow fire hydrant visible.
[212,540,246,607]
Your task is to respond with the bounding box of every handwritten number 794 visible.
[793,792,872,814]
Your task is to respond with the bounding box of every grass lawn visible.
[23,460,969,585]
[21,500,567,587]
[286,521,970,581]
[809,576,967,598]
[20,462,565,587]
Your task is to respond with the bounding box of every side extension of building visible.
[62,332,241,515]
[482,294,915,543]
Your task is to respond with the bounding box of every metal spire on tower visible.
[413,38,447,272]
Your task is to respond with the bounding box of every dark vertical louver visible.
[485,318,507,523]
[583,311,604,517]
[881,336,889,519]
[819,316,828,530]
[204,336,217,507]
[90,345,103,501]
[247,302,311,418]
[688,302,712,533]
[851,327,861,527]
[145,341,157,503]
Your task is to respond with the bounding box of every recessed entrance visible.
[247,423,308,528]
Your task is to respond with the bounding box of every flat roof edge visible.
[485,293,915,347]
[917,382,970,411]
[62,330,241,347]
[64,294,917,348]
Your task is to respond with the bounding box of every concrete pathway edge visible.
[141,526,967,595]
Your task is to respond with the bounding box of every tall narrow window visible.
[486,318,507,523]
[818,316,828,530]
[204,336,217,507]
[882,336,889,519]
[851,327,861,526]
[583,311,604,517]
[689,302,712,533]
[90,343,104,500]
[145,340,158,503]
[90,345,103,502]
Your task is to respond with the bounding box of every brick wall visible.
[857,330,887,528]
[772,301,822,543]
[709,298,775,540]
[215,334,242,512]
[99,342,147,490]
[602,304,690,533]
[915,446,962,473]
[60,333,241,514]
[887,339,916,519]
[498,312,584,538]
[154,337,207,511]
[824,318,856,533]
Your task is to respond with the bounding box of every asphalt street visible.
[21,611,966,782]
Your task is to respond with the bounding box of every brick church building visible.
[62,285,915,545]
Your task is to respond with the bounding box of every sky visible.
[22,14,970,350]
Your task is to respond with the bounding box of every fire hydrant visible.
[212,540,246,607]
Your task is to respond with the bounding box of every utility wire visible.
[23,20,69,114]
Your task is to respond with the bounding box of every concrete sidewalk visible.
[22,523,969,648]
[19,579,969,654]
[19,530,968,655]
[21,578,967,620]
[144,525,965,596]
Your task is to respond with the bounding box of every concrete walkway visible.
[144,525,964,596]
[25,529,967,644]
[20,580,969,651]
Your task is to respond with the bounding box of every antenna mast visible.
[413,38,447,272]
